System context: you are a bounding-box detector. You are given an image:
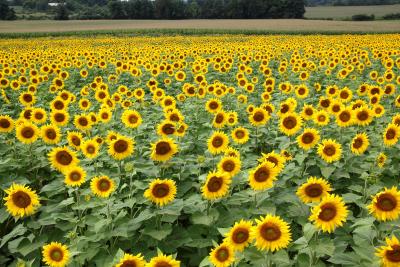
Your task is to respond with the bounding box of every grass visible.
[305,4,400,19]
[0,19,399,38]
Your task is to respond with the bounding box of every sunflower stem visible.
[265,250,272,267]
[255,127,259,153]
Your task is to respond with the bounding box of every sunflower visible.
[377,152,387,168]
[301,104,315,121]
[207,131,229,155]
[4,183,40,218]
[354,107,373,126]
[296,177,332,203]
[150,137,178,162]
[41,124,62,144]
[0,115,14,133]
[81,139,100,159]
[108,135,134,160]
[383,123,400,147]
[309,194,348,233]
[90,176,115,198]
[115,253,146,267]
[98,108,112,123]
[368,187,400,222]
[16,121,40,144]
[217,156,241,177]
[147,253,180,267]
[350,133,369,155]
[31,108,47,124]
[231,127,249,144]
[64,166,86,187]
[19,91,35,106]
[157,120,176,136]
[50,110,69,127]
[296,128,320,151]
[209,243,235,267]
[121,109,142,129]
[42,242,70,267]
[74,114,92,131]
[205,98,222,114]
[224,147,240,158]
[251,214,292,252]
[376,235,400,267]
[213,111,227,128]
[223,220,253,251]
[313,110,330,127]
[202,171,231,200]
[317,139,342,163]
[335,108,354,127]
[67,131,83,150]
[249,161,278,191]
[144,178,177,206]
[48,146,79,173]
[249,107,270,127]
[257,151,285,173]
[279,113,302,136]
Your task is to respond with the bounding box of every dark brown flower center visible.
[215,247,230,262]
[35,112,43,120]
[386,245,400,262]
[71,136,80,146]
[120,260,137,267]
[78,117,88,126]
[212,136,223,148]
[69,171,82,182]
[155,261,172,267]
[339,111,350,122]
[54,113,65,122]
[318,203,337,221]
[261,223,281,241]
[128,115,138,124]
[207,176,223,192]
[305,108,313,116]
[54,101,65,110]
[353,138,363,149]
[215,114,224,123]
[357,111,369,121]
[232,228,249,244]
[114,140,128,153]
[386,129,396,140]
[301,133,314,144]
[376,193,397,211]
[155,141,171,155]
[21,127,34,138]
[281,105,289,113]
[283,116,297,129]
[305,184,323,198]
[253,111,265,122]
[152,183,170,198]
[0,118,11,128]
[23,94,33,102]
[49,248,63,262]
[323,144,336,156]
[222,160,235,172]
[86,145,95,154]
[98,178,111,192]
[235,130,245,139]
[162,124,175,135]
[46,129,57,140]
[254,166,270,182]
[56,150,73,166]
[12,191,31,208]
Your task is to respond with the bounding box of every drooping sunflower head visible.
[296,128,320,151]
[317,139,342,163]
[217,156,241,178]
[121,109,142,129]
[309,194,348,233]
[350,133,369,155]
[115,253,146,267]
[4,183,40,218]
[151,137,178,162]
[249,161,278,191]
[144,178,177,206]
[90,175,115,198]
[147,253,180,267]
[64,166,86,187]
[376,235,400,267]
[251,214,292,252]
[296,177,332,203]
[0,115,14,133]
[207,131,229,155]
[201,171,231,200]
[41,124,61,145]
[209,243,236,267]
[16,121,40,144]
[42,242,70,267]
[48,146,79,173]
[231,127,249,144]
[279,113,302,136]
[224,220,253,252]
[368,187,400,222]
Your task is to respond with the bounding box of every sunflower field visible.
[1,34,400,267]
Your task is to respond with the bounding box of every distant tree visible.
[108,0,127,19]
[54,4,69,20]
[0,0,17,20]
[185,0,200,18]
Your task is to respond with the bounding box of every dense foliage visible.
[1,34,400,267]
[307,0,400,6]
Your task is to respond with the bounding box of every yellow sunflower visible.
[279,113,302,136]
[67,131,83,150]
[4,183,40,218]
[309,194,348,233]
[64,166,86,187]
[41,124,61,145]
[48,146,79,173]
[317,139,342,163]
[350,133,369,155]
[231,127,250,144]
[31,108,47,124]
[249,161,278,191]
[147,253,180,267]
[376,235,400,267]
[354,107,373,126]
[335,108,354,127]
[201,171,231,200]
[209,243,235,267]
[0,115,14,133]
[217,156,241,177]
[207,131,229,155]
[74,114,92,131]
[368,187,400,222]
[157,120,176,136]
[144,179,177,206]
[213,111,227,128]
[121,109,142,129]
[50,110,69,127]
[223,220,253,251]
[42,242,70,267]
[377,152,387,168]
[90,175,115,198]
[296,128,320,151]
[150,137,178,162]
[296,177,332,203]
[108,135,134,160]
[16,121,40,144]
[205,98,222,114]
[115,253,146,267]
[249,107,270,127]
[81,139,100,159]
[383,123,400,147]
[257,151,285,173]
[251,214,292,252]
[313,110,330,127]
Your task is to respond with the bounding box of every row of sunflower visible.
[0,35,400,267]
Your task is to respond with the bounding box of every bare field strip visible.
[305,4,400,19]
[0,19,399,34]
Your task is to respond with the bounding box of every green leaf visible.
[0,224,27,248]
[142,224,172,241]
[315,238,335,257]
[321,166,335,178]
[0,208,9,224]
[191,209,219,226]
[303,223,316,241]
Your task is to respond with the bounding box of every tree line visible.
[307,0,400,6]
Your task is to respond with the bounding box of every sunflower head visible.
[279,113,302,136]
[144,178,177,206]
[90,175,115,198]
[383,123,400,147]
[207,131,229,155]
[0,115,14,133]
[296,177,332,203]
[296,128,320,151]
[209,243,236,267]
[249,161,278,191]
[147,253,180,267]
[217,156,241,178]
[317,139,342,163]
[201,171,231,200]
[42,242,70,267]
[376,236,400,267]
[108,135,134,160]
[115,253,146,267]
[350,133,369,155]
[16,121,40,144]
[231,127,249,144]
[64,166,86,187]
[151,137,178,162]
[368,187,400,222]
[4,183,40,218]
[249,107,270,127]
[224,220,253,251]
[121,109,142,129]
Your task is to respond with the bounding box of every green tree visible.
[108,0,127,19]
[54,4,69,20]
[0,0,17,20]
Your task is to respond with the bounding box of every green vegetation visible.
[305,4,400,19]
[307,0,400,6]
